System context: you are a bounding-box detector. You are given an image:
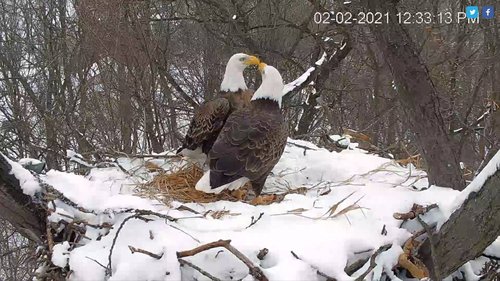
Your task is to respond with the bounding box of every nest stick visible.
[177,239,269,281]
[178,258,222,281]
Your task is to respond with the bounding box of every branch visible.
[393,203,438,221]
[283,33,352,97]
[354,244,392,281]
[291,250,336,281]
[107,215,149,276]
[128,245,163,259]
[160,70,199,109]
[178,258,223,281]
[177,240,231,258]
[246,212,264,229]
[0,153,46,242]
[418,152,500,280]
[177,239,269,281]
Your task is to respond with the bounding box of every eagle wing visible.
[179,98,230,154]
[208,106,288,193]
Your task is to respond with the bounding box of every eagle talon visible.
[249,194,281,205]
[231,189,248,201]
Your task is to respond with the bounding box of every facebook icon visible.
[482,6,494,19]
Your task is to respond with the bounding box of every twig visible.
[56,212,113,229]
[246,213,264,229]
[114,159,134,176]
[46,220,54,254]
[178,258,222,281]
[257,248,269,260]
[168,224,200,243]
[354,244,392,281]
[105,209,191,276]
[177,239,269,281]
[286,141,318,152]
[115,153,180,159]
[223,242,268,281]
[177,239,229,257]
[394,204,438,220]
[482,254,500,261]
[345,257,370,276]
[214,250,224,258]
[128,245,163,259]
[107,215,143,276]
[291,251,336,281]
[381,224,387,236]
[176,205,200,214]
[133,209,178,222]
[416,216,435,235]
[85,256,108,271]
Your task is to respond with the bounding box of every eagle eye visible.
[239,57,246,62]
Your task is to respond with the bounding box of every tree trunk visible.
[0,155,46,243]
[118,64,133,154]
[292,34,352,137]
[364,0,465,190]
[418,153,500,280]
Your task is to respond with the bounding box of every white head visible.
[220,53,260,92]
[251,63,284,108]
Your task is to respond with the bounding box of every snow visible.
[2,153,41,196]
[18,158,43,166]
[67,149,93,167]
[283,67,315,95]
[283,52,328,95]
[52,242,70,268]
[315,52,327,66]
[340,41,347,50]
[5,140,497,280]
[329,135,355,149]
[484,237,500,258]
[371,244,403,280]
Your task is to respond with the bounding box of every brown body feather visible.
[208,99,288,195]
[178,89,254,155]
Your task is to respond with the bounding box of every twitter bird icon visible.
[466,6,479,19]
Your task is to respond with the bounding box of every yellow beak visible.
[258,62,267,72]
[244,55,260,66]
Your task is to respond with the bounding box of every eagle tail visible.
[195,171,213,192]
[195,170,249,194]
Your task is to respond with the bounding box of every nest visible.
[137,163,250,204]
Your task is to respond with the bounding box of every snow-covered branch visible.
[282,34,352,96]
[418,151,500,280]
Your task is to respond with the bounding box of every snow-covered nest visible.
[10,139,499,280]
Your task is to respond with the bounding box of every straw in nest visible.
[138,163,251,204]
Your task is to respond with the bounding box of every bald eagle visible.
[195,63,288,196]
[177,53,260,161]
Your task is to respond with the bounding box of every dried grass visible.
[136,163,250,204]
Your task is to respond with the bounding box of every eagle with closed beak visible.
[177,53,260,161]
[195,63,288,196]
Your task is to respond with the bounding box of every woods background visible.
[0,0,498,279]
